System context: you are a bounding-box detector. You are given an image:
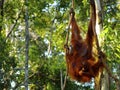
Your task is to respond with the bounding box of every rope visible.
[64,0,74,52]
[63,1,74,90]
[64,11,73,49]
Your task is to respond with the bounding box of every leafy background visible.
[0,0,120,90]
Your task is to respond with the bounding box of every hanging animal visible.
[65,0,103,82]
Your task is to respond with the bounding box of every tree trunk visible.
[101,70,110,90]
[25,0,29,90]
[116,65,120,90]
[94,0,109,90]
[60,69,63,90]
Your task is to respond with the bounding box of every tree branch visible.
[5,10,22,41]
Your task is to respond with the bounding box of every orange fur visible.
[66,0,103,82]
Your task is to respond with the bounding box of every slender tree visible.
[25,0,29,89]
[94,0,110,90]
